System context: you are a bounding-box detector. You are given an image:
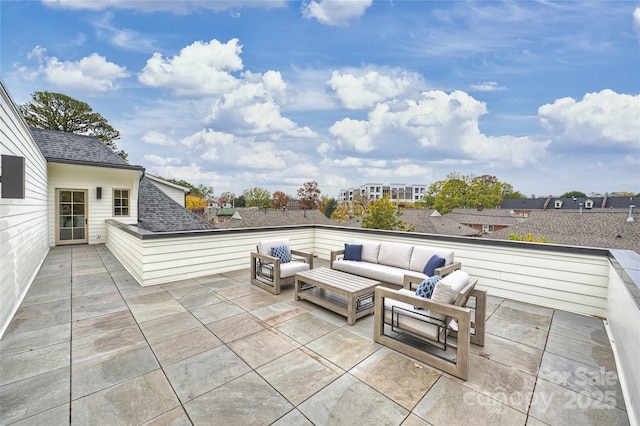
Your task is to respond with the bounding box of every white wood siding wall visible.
[47,164,140,246]
[148,179,186,207]
[606,264,639,425]
[0,86,50,337]
[104,224,609,317]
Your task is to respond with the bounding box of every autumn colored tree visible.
[297,181,322,209]
[271,191,290,209]
[20,91,127,159]
[330,202,350,222]
[186,195,207,210]
[360,196,410,230]
[243,187,271,208]
[350,192,369,217]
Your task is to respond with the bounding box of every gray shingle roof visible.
[445,208,525,226]
[484,209,639,254]
[215,208,336,228]
[138,178,215,232]
[30,127,143,170]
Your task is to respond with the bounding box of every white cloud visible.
[328,69,420,109]
[93,13,159,53]
[206,70,317,139]
[142,131,177,147]
[329,90,549,166]
[302,0,372,26]
[138,38,243,96]
[633,7,640,36]
[469,81,506,92]
[21,46,128,93]
[538,89,640,147]
[143,154,181,166]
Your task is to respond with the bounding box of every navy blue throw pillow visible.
[414,275,442,309]
[344,244,362,261]
[423,255,445,276]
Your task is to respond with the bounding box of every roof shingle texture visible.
[215,209,336,228]
[138,178,215,232]
[30,127,137,168]
[484,209,639,253]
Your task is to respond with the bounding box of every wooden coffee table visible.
[294,267,380,325]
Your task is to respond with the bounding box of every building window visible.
[482,224,494,233]
[113,189,130,216]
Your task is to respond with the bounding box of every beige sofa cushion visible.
[378,242,414,270]
[355,239,381,264]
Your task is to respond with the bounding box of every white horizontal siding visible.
[48,164,140,246]
[0,85,50,338]
[148,180,186,207]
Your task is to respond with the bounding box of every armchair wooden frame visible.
[373,274,486,380]
[250,249,313,294]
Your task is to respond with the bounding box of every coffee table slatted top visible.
[295,267,380,295]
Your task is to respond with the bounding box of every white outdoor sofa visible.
[330,240,461,289]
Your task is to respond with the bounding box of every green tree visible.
[360,196,409,230]
[559,191,587,198]
[271,191,290,209]
[508,233,550,243]
[20,91,127,159]
[432,177,468,214]
[297,181,322,209]
[320,197,338,218]
[243,187,271,208]
[467,175,503,210]
[165,179,213,199]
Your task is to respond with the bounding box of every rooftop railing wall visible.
[105,220,639,424]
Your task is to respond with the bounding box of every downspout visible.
[137,170,145,224]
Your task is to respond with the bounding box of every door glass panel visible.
[60,229,72,240]
[60,192,71,202]
[73,227,85,240]
[73,204,84,215]
[73,192,84,203]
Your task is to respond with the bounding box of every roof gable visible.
[30,127,143,171]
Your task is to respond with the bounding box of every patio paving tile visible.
[163,345,251,403]
[0,366,70,425]
[191,300,244,324]
[0,323,70,357]
[206,312,267,343]
[0,245,630,425]
[538,351,626,410]
[148,325,223,366]
[71,343,159,399]
[184,371,293,426]
[141,406,192,426]
[250,301,307,326]
[447,353,537,413]
[529,377,629,425]
[350,347,440,411]
[306,328,380,370]
[138,311,202,341]
[486,314,548,349]
[413,376,527,425]
[257,347,343,405]
[470,332,544,376]
[71,323,146,364]
[11,403,69,426]
[298,373,409,425]
[274,312,339,345]
[72,369,180,425]
[0,341,70,386]
[227,328,300,369]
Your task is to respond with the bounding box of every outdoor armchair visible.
[250,239,313,294]
[373,270,486,380]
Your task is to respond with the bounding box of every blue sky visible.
[2,0,639,199]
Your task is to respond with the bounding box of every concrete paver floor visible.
[0,245,629,425]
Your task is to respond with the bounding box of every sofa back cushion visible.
[257,239,290,256]
[409,246,455,273]
[378,242,414,270]
[355,239,381,264]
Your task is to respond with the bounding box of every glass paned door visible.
[57,189,87,244]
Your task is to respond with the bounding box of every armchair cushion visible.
[344,243,363,261]
[258,239,290,256]
[423,255,445,276]
[271,245,291,263]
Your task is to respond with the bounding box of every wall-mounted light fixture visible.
[96,187,102,199]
